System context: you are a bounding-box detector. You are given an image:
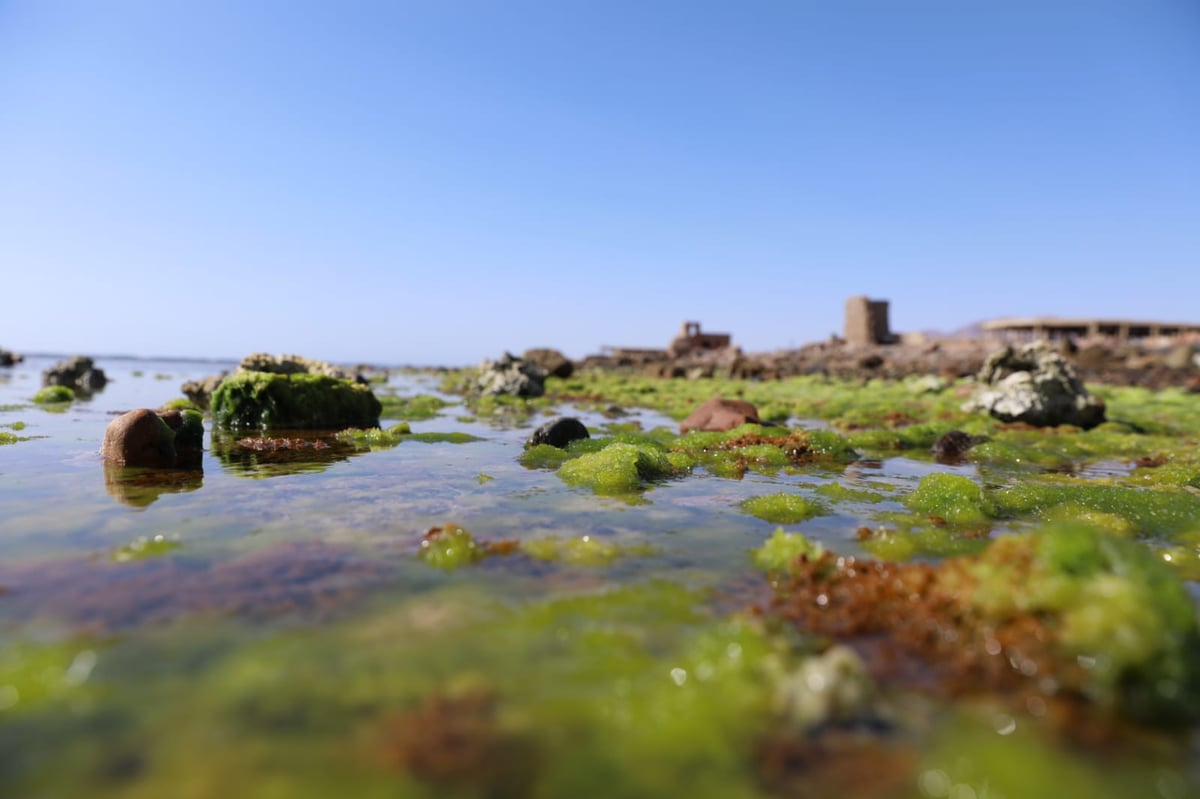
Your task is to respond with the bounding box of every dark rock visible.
[43,355,108,393]
[522,348,574,379]
[679,397,761,433]
[527,417,589,449]
[475,353,547,398]
[964,343,1106,429]
[101,408,205,468]
[0,348,22,367]
[930,430,989,463]
[857,354,885,370]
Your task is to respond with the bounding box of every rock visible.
[211,370,382,430]
[181,373,228,410]
[1164,344,1197,371]
[964,343,1106,429]
[0,348,22,367]
[475,353,547,398]
[237,353,352,380]
[43,355,107,393]
[527,417,589,449]
[930,430,989,463]
[101,408,204,468]
[522,348,574,379]
[679,397,761,433]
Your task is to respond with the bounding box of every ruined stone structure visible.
[668,321,732,357]
[844,296,894,346]
[982,317,1200,343]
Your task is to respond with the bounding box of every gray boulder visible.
[475,353,547,398]
[43,355,108,393]
[237,353,352,380]
[964,342,1105,429]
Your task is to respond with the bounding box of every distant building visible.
[668,321,732,357]
[981,317,1200,342]
[844,296,894,345]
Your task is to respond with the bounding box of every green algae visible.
[990,480,1200,537]
[964,523,1200,720]
[521,535,657,566]
[418,525,488,570]
[751,527,823,571]
[558,441,684,496]
[740,493,828,524]
[0,642,101,716]
[160,397,202,412]
[32,385,73,404]
[337,424,483,450]
[111,534,181,562]
[0,431,31,445]
[857,524,990,561]
[378,393,451,421]
[904,472,991,527]
[211,371,382,430]
[813,482,886,503]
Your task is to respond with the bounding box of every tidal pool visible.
[1,356,1198,798]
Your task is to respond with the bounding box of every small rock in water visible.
[930,430,988,463]
[527,417,589,449]
[101,409,180,468]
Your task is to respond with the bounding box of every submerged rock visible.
[527,417,589,449]
[101,408,204,468]
[679,397,761,433]
[43,355,107,394]
[475,353,547,398]
[963,342,1105,429]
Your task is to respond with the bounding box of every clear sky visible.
[3,1,1198,366]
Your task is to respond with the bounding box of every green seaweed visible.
[990,481,1200,537]
[904,472,991,527]
[111,535,181,562]
[378,393,451,421]
[521,535,657,566]
[813,482,886,503]
[32,385,73,405]
[211,371,382,430]
[558,441,683,496]
[418,525,487,570]
[740,493,828,524]
[751,527,823,571]
[965,523,1200,720]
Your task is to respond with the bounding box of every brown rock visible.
[101,409,174,467]
[679,397,761,434]
[522,348,574,379]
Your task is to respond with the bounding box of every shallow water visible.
[1,356,1196,798]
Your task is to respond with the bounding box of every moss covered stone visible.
[752,528,824,571]
[211,371,382,430]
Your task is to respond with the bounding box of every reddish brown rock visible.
[679,397,761,434]
[101,409,174,467]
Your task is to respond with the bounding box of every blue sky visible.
[2,1,1197,366]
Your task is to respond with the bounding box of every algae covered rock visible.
[558,441,680,495]
[211,371,382,430]
[964,342,1105,429]
[101,408,205,467]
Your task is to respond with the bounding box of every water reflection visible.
[103,463,203,507]
[210,430,360,478]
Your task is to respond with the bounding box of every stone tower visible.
[844,296,893,345]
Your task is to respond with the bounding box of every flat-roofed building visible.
[981,317,1200,341]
